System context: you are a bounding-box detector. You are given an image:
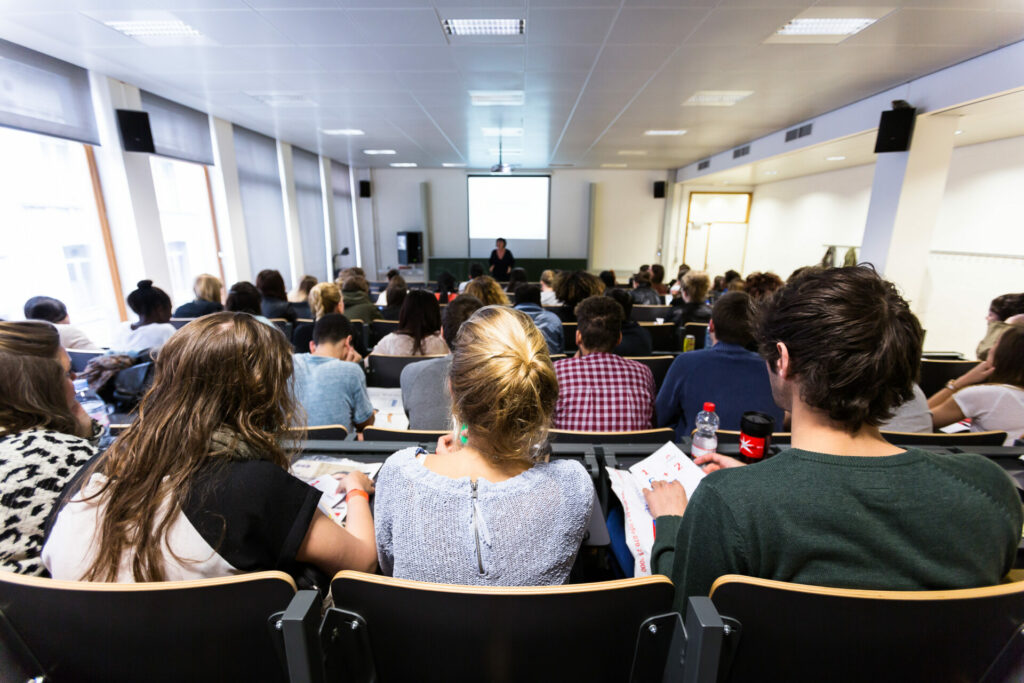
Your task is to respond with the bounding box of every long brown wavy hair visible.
[0,321,78,436]
[83,313,301,582]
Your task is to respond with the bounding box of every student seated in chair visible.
[44,313,378,582]
[375,306,594,586]
[292,314,374,435]
[643,266,1023,614]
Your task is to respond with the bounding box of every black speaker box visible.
[653,181,666,199]
[116,109,155,153]
[874,108,916,153]
[397,231,423,265]
[359,180,372,198]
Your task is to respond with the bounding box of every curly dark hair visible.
[755,266,923,434]
[744,271,784,301]
[989,293,1024,322]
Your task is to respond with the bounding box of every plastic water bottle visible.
[74,378,109,428]
[691,402,719,459]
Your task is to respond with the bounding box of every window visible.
[149,156,222,306]
[233,127,291,285]
[0,126,120,345]
[683,192,753,275]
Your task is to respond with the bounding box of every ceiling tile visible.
[257,9,368,44]
[168,9,291,45]
[684,7,800,45]
[525,44,600,71]
[452,46,525,72]
[374,45,458,70]
[844,8,1024,46]
[347,9,447,46]
[526,8,617,44]
[608,8,712,45]
[4,12,138,48]
[304,45,389,71]
[593,43,677,71]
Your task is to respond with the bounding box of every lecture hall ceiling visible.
[1,0,1023,170]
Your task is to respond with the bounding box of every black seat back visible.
[624,355,674,392]
[919,359,980,397]
[549,428,676,444]
[639,322,680,353]
[370,320,400,347]
[67,349,103,373]
[682,322,709,350]
[367,354,445,388]
[631,305,672,322]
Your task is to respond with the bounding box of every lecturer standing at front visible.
[489,238,515,282]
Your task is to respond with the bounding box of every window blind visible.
[140,90,213,165]
[292,147,328,282]
[232,126,291,285]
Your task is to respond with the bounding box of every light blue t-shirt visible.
[291,354,374,434]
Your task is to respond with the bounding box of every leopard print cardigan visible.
[0,429,96,575]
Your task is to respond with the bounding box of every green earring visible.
[460,423,469,445]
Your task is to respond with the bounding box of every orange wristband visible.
[346,489,369,503]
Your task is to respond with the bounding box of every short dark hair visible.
[386,268,399,280]
[598,271,616,290]
[989,293,1024,321]
[255,270,287,301]
[24,296,68,323]
[386,276,407,308]
[506,267,528,293]
[496,237,506,246]
[313,313,353,346]
[514,284,541,306]
[442,295,484,348]
[127,280,171,318]
[991,325,1024,387]
[744,272,784,301]
[469,263,485,278]
[605,287,633,319]
[555,271,604,310]
[711,292,753,346]
[575,295,623,352]
[755,266,923,434]
[724,269,741,283]
[436,271,457,297]
[225,282,262,315]
[342,275,369,294]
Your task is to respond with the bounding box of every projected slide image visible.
[468,176,550,241]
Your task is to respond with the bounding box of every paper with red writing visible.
[607,442,706,577]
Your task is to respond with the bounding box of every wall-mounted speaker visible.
[115,109,155,153]
[359,180,372,198]
[653,181,666,199]
[874,108,916,153]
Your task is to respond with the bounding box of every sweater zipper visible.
[471,479,485,576]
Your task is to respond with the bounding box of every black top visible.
[630,285,662,306]
[614,321,653,357]
[261,297,297,323]
[671,301,712,327]
[173,299,223,318]
[489,249,515,281]
[380,305,403,320]
[292,301,312,320]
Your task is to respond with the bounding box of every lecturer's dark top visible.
[651,447,1023,613]
[489,249,515,281]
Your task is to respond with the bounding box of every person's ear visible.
[576,329,582,346]
[309,341,316,353]
[775,342,791,379]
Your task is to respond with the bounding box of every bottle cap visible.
[703,402,716,412]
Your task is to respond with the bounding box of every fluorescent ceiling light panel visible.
[363,149,396,155]
[954,129,964,135]
[683,91,753,107]
[617,150,647,156]
[644,129,687,136]
[776,17,877,36]
[322,129,364,136]
[246,92,316,107]
[826,155,847,161]
[482,127,523,137]
[104,19,201,37]
[601,163,628,168]
[443,163,466,168]
[390,162,417,168]
[470,90,525,106]
[444,19,524,36]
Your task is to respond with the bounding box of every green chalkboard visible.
[429,258,588,281]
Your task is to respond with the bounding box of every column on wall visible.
[276,141,305,288]
[208,117,250,285]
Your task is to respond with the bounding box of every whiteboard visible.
[467,176,550,241]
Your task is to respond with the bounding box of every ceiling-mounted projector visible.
[490,162,512,174]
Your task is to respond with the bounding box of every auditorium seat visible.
[682,322,709,350]
[679,574,1024,682]
[268,318,293,342]
[168,318,194,329]
[639,322,680,353]
[549,428,675,445]
[880,430,1008,447]
[288,424,349,441]
[292,320,313,353]
[286,571,678,682]
[630,305,672,322]
[625,355,674,392]
[562,322,578,352]
[919,359,981,398]
[367,354,446,388]
[67,349,104,373]
[0,570,299,683]
[369,320,399,347]
[362,426,445,443]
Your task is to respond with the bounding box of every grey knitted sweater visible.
[375,447,594,586]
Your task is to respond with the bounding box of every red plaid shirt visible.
[553,353,655,432]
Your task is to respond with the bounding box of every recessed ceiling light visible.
[390,162,417,168]
[826,155,846,161]
[443,19,524,36]
[644,129,687,136]
[321,129,365,136]
[601,163,628,168]
[363,149,397,155]
[764,170,778,175]
[683,91,753,107]
[776,17,877,36]
[482,127,523,137]
[617,150,647,156]
[443,163,466,168]
[954,129,964,135]
[103,19,202,38]
[470,90,525,107]
[246,92,316,108]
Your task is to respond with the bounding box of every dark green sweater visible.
[651,448,1023,614]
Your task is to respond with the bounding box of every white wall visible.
[746,164,875,278]
[365,168,666,279]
